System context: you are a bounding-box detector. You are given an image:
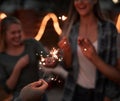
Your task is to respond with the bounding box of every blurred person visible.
[112,34,120,101]
[14,79,48,101]
[0,16,55,101]
[58,0,120,101]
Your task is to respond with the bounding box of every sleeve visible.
[32,39,48,57]
[0,65,11,93]
[104,22,120,99]
[117,34,120,59]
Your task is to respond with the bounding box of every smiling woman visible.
[58,0,120,101]
[0,16,49,101]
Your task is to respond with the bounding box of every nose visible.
[15,32,21,38]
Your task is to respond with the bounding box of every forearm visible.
[6,67,21,90]
[91,55,120,85]
[63,52,72,68]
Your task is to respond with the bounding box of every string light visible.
[112,0,120,4]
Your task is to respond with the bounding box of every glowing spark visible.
[49,47,63,62]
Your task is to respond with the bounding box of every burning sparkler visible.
[39,47,63,66]
[49,47,63,62]
[37,47,63,84]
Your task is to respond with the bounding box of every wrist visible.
[90,54,99,63]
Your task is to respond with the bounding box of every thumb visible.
[30,80,42,87]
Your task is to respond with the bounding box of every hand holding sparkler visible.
[39,47,63,68]
[58,37,72,68]
[78,37,97,61]
[38,48,63,85]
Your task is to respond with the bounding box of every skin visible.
[19,79,48,101]
[58,0,120,101]
[5,23,28,90]
[58,37,72,68]
[5,23,57,90]
[78,37,120,85]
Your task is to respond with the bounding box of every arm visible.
[78,37,120,85]
[33,39,58,68]
[6,55,29,90]
[58,37,72,68]
[90,53,120,85]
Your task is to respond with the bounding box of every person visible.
[0,16,55,101]
[14,79,48,101]
[112,34,120,101]
[58,0,120,101]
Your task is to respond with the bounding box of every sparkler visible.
[38,47,63,84]
[49,47,63,62]
[39,47,63,66]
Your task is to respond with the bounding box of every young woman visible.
[0,16,54,101]
[58,0,120,101]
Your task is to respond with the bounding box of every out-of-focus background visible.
[0,0,120,48]
[0,0,120,101]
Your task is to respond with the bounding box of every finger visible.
[82,38,89,47]
[38,79,48,90]
[84,38,93,49]
[78,37,84,46]
[78,38,88,53]
[60,37,68,45]
[40,79,48,85]
[30,80,42,87]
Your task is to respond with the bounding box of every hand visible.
[78,37,97,61]
[19,79,48,101]
[58,37,72,67]
[58,37,71,52]
[43,57,57,68]
[15,55,29,70]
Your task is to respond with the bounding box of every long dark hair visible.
[62,0,105,37]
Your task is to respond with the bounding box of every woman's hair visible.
[0,16,21,52]
[62,0,105,37]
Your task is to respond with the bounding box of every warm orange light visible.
[35,13,62,41]
[59,15,67,21]
[116,14,120,33]
[0,13,7,20]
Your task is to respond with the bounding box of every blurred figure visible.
[58,0,120,101]
[0,16,54,101]
[14,79,48,101]
[112,34,120,101]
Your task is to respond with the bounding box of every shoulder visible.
[102,20,116,29]
[23,38,42,46]
[23,38,45,51]
[0,52,6,58]
[23,38,37,43]
[100,20,118,37]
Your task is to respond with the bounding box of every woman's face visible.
[74,0,97,17]
[5,23,23,47]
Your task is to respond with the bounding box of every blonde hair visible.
[0,16,21,52]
